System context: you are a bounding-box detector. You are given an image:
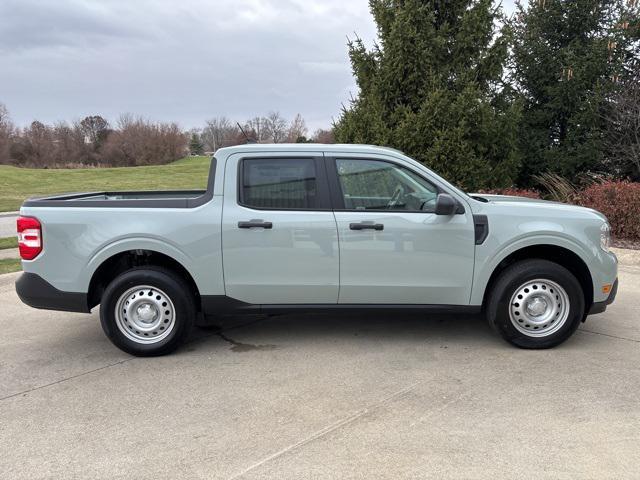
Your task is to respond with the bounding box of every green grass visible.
[0,156,211,212]
[0,237,18,250]
[0,258,21,275]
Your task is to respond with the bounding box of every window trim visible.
[326,156,464,214]
[237,155,332,212]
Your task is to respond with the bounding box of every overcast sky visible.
[0,0,516,131]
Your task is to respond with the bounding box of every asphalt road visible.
[0,212,18,238]
[1,254,638,479]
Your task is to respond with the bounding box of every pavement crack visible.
[579,328,640,344]
[0,358,132,402]
[227,382,420,480]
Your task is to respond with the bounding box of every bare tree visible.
[313,128,335,144]
[263,111,288,143]
[23,120,56,167]
[244,116,267,143]
[202,116,239,151]
[606,79,640,179]
[0,103,14,164]
[53,121,88,166]
[287,113,308,142]
[0,103,10,125]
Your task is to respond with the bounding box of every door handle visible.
[349,222,384,231]
[238,220,273,229]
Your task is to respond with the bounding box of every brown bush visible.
[478,187,542,199]
[101,115,187,167]
[576,181,640,240]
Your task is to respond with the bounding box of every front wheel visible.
[486,260,585,349]
[100,267,195,356]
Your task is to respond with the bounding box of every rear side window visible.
[240,158,318,210]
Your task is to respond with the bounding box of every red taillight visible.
[17,216,42,260]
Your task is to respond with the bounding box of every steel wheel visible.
[114,285,176,344]
[508,279,570,337]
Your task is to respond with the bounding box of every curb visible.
[0,271,20,293]
[0,212,19,218]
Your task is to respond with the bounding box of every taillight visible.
[17,216,43,260]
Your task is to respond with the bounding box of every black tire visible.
[100,267,196,356]
[486,259,585,349]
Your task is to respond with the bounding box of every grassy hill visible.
[0,156,211,212]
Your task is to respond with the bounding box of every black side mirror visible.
[435,193,457,215]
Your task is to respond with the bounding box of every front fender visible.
[470,233,595,305]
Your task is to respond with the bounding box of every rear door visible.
[222,152,339,304]
[327,154,475,305]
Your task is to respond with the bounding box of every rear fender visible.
[82,237,196,293]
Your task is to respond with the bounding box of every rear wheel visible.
[100,267,195,356]
[486,260,585,349]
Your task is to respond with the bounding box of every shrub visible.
[533,172,579,203]
[577,181,640,240]
[478,188,542,199]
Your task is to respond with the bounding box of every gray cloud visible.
[0,0,146,51]
[0,0,516,131]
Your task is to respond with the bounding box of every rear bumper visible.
[15,272,90,313]
[588,278,618,315]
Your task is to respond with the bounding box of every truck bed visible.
[22,190,210,208]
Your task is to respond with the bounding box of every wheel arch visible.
[88,249,201,310]
[481,244,594,311]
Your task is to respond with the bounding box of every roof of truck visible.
[214,143,406,157]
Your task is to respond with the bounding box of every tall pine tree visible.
[512,0,634,183]
[334,0,521,191]
[189,132,204,155]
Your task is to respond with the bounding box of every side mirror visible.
[435,193,457,216]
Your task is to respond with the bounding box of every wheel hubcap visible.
[509,279,570,337]
[526,296,548,317]
[114,285,176,344]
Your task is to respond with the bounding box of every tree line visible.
[0,109,186,168]
[0,106,334,168]
[334,0,640,191]
[190,112,334,155]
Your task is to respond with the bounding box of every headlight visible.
[600,223,611,252]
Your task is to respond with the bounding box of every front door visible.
[328,156,475,305]
[222,153,339,304]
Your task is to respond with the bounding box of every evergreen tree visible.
[189,132,204,155]
[334,0,521,191]
[511,0,635,184]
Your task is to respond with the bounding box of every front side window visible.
[241,158,318,209]
[335,159,438,212]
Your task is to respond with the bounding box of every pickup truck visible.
[15,144,618,356]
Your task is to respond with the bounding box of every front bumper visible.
[15,272,90,313]
[588,278,618,315]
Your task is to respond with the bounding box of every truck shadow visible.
[187,312,499,353]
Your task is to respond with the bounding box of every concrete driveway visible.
[1,255,638,479]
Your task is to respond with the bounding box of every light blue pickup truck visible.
[15,144,618,355]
